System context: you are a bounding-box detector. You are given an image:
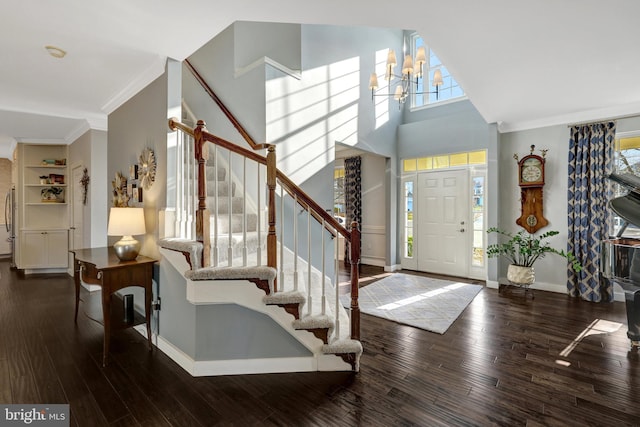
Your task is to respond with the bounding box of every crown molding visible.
[102,55,167,114]
[64,120,92,143]
[498,100,640,133]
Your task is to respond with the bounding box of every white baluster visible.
[334,228,340,341]
[227,150,233,266]
[188,136,195,240]
[321,219,326,315]
[307,209,312,316]
[279,185,284,291]
[174,131,182,237]
[213,145,219,267]
[242,156,247,266]
[293,195,298,291]
[256,164,262,266]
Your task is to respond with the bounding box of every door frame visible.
[400,166,487,280]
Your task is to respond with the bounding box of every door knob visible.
[459,228,465,233]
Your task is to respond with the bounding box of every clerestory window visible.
[412,34,465,109]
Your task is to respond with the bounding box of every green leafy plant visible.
[486,227,582,272]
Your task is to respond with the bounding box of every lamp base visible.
[113,236,140,261]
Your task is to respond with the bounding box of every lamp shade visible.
[107,207,146,237]
[432,69,444,87]
[401,54,413,76]
[386,49,397,68]
[369,73,379,90]
[415,46,427,66]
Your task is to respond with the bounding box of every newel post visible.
[266,145,278,292]
[194,120,211,267]
[349,221,361,340]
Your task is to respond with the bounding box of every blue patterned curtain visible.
[344,156,362,264]
[567,122,616,302]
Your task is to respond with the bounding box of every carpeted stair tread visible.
[322,338,363,354]
[207,196,245,214]
[263,290,306,306]
[292,314,334,330]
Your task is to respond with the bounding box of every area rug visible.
[343,273,483,334]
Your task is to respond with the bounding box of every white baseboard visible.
[138,326,327,376]
[384,264,402,272]
[361,256,384,267]
[491,278,624,302]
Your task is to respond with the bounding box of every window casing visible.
[411,34,465,109]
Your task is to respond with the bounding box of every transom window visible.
[402,150,486,173]
[412,34,465,108]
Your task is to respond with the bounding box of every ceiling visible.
[2,0,640,158]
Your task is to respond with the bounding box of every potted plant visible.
[486,227,581,285]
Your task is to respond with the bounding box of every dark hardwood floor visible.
[1,259,639,426]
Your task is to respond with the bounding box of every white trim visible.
[101,55,167,114]
[14,138,66,145]
[23,268,67,275]
[150,330,318,376]
[410,95,468,113]
[385,264,402,272]
[361,256,384,267]
[235,56,302,80]
[65,121,92,144]
[498,100,640,133]
[361,224,385,234]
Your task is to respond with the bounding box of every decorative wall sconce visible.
[138,148,156,191]
[80,167,90,205]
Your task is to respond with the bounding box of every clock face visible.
[521,157,543,183]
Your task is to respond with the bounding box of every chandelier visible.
[368,46,443,107]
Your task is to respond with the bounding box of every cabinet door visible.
[46,230,69,268]
[19,230,68,269]
[20,231,48,268]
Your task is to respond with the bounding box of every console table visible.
[71,247,156,366]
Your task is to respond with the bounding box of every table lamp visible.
[107,207,146,261]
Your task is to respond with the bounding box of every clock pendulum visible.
[513,145,549,234]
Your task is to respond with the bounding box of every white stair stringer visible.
[157,247,356,376]
[213,239,355,348]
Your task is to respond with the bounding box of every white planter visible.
[507,264,535,285]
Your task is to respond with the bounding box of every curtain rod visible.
[567,112,640,128]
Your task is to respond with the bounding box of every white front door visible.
[416,169,468,276]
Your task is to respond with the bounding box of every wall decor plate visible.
[138,148,156,191]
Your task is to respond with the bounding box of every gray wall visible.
[184,22,406,272]
[498,125,570,290]
[397,99,497,273]
[108,66,169,260]
[68,129,108,248]
[158,260,311,360]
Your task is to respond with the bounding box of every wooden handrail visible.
[275,171,349,239]
[170,118,268,165]
[184,59,271,151]
[169,118,349,238]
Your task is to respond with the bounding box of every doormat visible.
[343,273,483,334]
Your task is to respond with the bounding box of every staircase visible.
[155,60,361,376]
[157,119,362,376]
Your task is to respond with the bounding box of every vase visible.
[507,264,535,285]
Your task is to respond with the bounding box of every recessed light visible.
[45,45,66,59]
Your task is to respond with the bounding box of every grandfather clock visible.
[514,145,549,233]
